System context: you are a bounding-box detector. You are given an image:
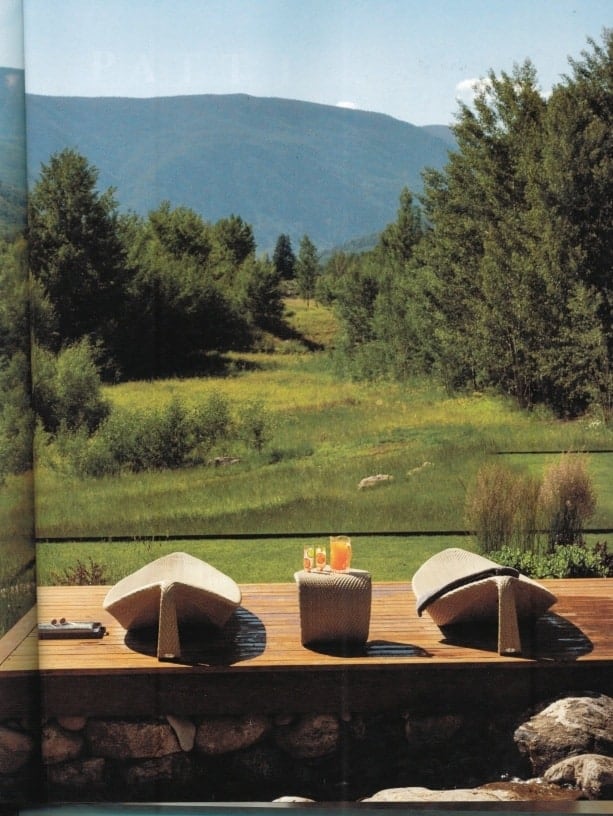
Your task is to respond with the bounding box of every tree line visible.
[0,149,321,476]
[0,32,610,479]
[318,32,611,421]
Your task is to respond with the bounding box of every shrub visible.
[538,454,596,551]
[492,540,612,579]
[238,399,273,453]
[0,351,35,477]
[50,557,108,585]
[78,401,194,474]
[465,462,540,553]
[192,392,233,455]
[31,339,110,434]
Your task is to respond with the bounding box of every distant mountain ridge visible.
[0,67,27,235]
[1,67,456,250]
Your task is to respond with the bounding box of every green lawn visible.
[34,351,613,540]
[5,297,613,601]
[36,534,476,586]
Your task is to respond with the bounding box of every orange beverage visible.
[330,536,352,571]
[303,546,314,571]
[315,546,327,571]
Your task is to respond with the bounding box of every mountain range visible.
[1,67,455,251]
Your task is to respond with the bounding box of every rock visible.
[120,753,196,794]
[404,714,464,747]
[273,796,316,803]
[212,456,241,466]
[514,693,613,775]
[229,743,290,786]
[358,474,393,489]
[544,753,613,800]
[407,461,433,476]
[46,757,106,790]
[0,725,35,774]
[85,719,180,760]
[195,714,270,755]
[275,713,340,759]
[56,716,87,732]
[42,722,84,765]
[362,781,582,802]
[166,715,196,752]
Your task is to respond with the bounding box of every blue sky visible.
[2,0,611,125]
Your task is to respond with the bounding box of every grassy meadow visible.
[0,473,36,636]
[33,299,613,588]
[1,297,610,607]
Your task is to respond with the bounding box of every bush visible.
[238,399,273,453]
[31,339,110,434]
[491,540,612,579]
[192,392,233,455]
[538,454,596,551]
[465,462,540,553]
[76,400,194,475]
[50,556,108,585]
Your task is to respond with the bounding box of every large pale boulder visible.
[544,753,613,800]
[362,781,582,802]
[514,693,613,775]
[85,719,180,760]
[195,714,270,755]
[0,725,35,774]
[275,713,340,759]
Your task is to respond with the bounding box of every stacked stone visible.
[1,691,612,803]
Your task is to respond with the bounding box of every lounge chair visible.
[103,551,241,660]
[412,547,556,654]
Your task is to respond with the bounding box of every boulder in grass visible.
[358,474,393,490]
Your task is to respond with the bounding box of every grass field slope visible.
[34,299,613,587]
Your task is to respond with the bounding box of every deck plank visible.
[1,578,611,718]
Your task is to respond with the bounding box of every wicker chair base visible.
[295,569,372,646]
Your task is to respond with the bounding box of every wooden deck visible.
[1,579,612,719]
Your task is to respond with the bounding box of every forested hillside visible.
[0,67,26,236]
[25,92,453,251]
[0,33,611,487]
[320,35,612,421]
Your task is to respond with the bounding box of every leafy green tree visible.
[212,214,256,266]
[27,149,127,365]
[237,255,284,329]
[272,233,296,280]
[377,186,423,267]
[148,201,212,265]
[117,206,251,377]
[295,234,320,306]
[416,59,595,410]
[0,237,56,477]
[31,339,110,434]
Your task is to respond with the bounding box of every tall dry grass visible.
[538,453,597,550]
[464,462,541,553]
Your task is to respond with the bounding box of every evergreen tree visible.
[272,233,296,280]
[377,186,423,267]
[295,235,320,306]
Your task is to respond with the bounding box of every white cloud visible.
[455,76,492,105]
[336,100,357,110]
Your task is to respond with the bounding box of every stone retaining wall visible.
[1,692,612,803]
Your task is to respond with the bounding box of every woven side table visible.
[294,569,372,647]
